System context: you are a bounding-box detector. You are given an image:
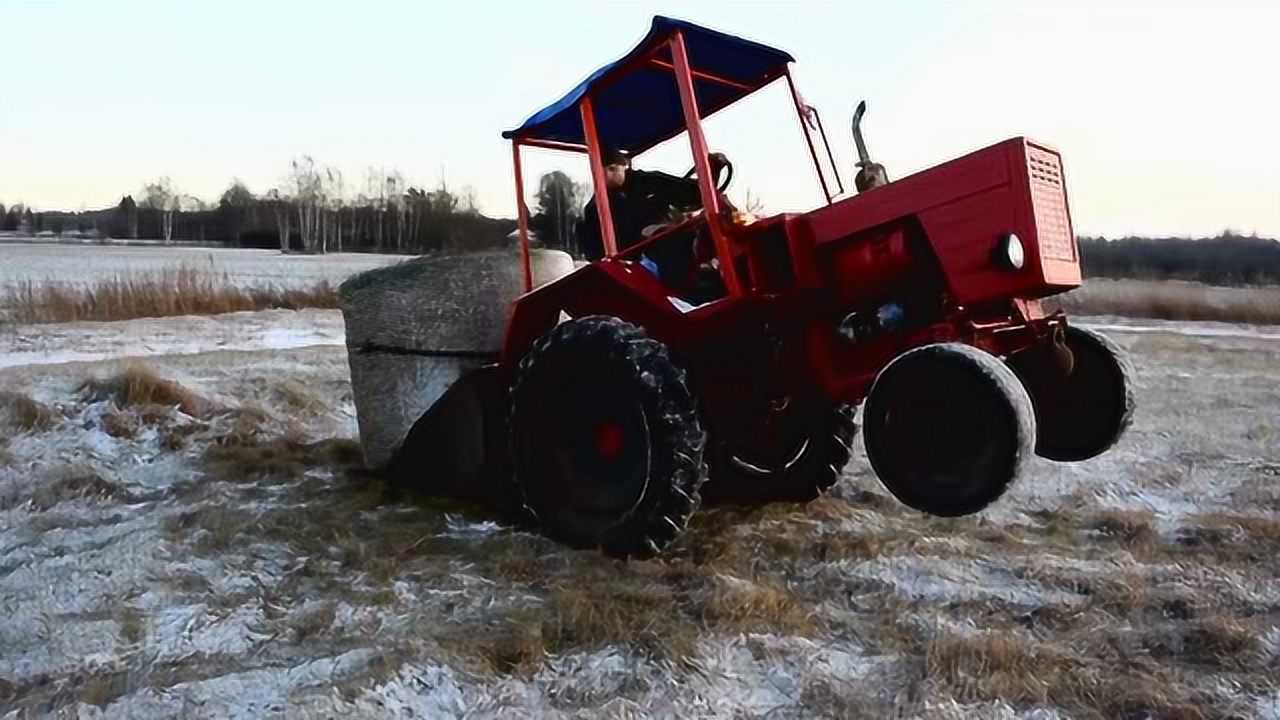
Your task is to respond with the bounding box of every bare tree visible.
[460,185,480,215]
[323,167,344,253]
[366,167,386,250]
[141,176,177,244]
[291,157,318,252]
[386,172,407,251]
[265,188,292,252]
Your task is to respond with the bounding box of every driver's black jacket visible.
[576,169,702,263]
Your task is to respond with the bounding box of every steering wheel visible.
[683,153,734,193]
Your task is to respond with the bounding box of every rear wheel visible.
[702,401,857,506]
[509,315,707,558]
[1007,325,1134,462]
[862,343,1035,517]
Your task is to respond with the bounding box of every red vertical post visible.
[670,30,742,297]
[785,68,832,205]
[511,140,533,292]
[580,97,618,257]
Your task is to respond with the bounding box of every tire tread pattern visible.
[862,343,1036,517]
[509,315,707,559]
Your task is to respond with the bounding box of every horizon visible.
[2,0,1277,240]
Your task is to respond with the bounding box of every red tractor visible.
[393,16,1133,558]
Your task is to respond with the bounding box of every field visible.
[1,246,1278,718]
[0,243,403,291]
[1046,278,1280,326]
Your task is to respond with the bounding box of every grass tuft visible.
[1144,615,1266,671]
[699,574,814,633]
[202,434,364,483]
[0,391,57,432]
[926,628,1074,705]
[79,363,215,418]
[1086,509,1158,549]
[1173,513,1280,564]
[1,465,134,511]
[541,581,699,660]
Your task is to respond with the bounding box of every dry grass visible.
[115,606,146,645]
[926,629,1075,705]
[1143,615,1267,671]
[1193,512,1280,546]
[1046,278,1280,325]
[79,669,134,708]
[539,581,699,659]
[271,379,328,417]
[699,573,814,631]
[1085,509,1159,549]
[1172,512,1280,565]
[0,391,57,432]
[1,265,338,324]
[100,410,141,439]
[499,563,816,665]
[165,504,257,554]
[285,602,338,642]
[79,363,216,418]
[202,434,364,483]
[924,627,1213,720]
[0,464,134,511]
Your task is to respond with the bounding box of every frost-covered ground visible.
[0,309,344,370]
[1,307,1278,719]
[0,244,405,291]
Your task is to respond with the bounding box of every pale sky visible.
[2,0,1277,239]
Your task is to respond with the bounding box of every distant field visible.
[2,242,1279,326]
[0,242,406,291]
[1048,278,1280,326]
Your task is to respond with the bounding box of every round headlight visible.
[999,233,1025,270]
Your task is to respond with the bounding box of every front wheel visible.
[509,316,707,559]
[862,343,1036,517]
[1007,325,1135,462]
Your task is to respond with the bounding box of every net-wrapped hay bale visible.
[338,248,574,470]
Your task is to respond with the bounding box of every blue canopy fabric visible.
[502,16,794,155]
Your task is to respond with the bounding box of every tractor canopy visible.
[501,16,794,155]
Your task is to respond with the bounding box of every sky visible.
[1,0,1277,239]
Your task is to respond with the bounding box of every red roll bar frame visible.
[508,28,836,294]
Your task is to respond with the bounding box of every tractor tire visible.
[509,315,707,559]
[862,343,1035,517]
[702,403,857,506]
[1007,326,1135,462]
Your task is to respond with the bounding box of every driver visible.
[577,146,732,286]
[577,146,644,263]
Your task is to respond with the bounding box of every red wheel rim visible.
[594,421,626,461]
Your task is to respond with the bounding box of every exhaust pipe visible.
[852,100,889,193]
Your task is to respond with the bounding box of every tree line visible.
[4,169,1278,285]
[0,157,589,256]
[1077,233,1280,285]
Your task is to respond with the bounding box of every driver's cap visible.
[602,146,629,167]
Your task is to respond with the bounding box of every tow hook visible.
[1051,324,1075,376]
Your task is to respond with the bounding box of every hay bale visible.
[338,248,574,470]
